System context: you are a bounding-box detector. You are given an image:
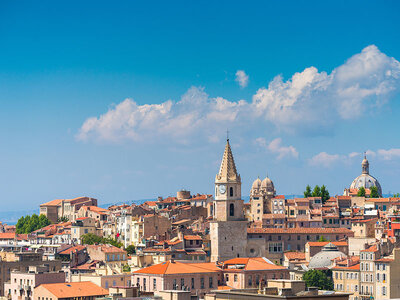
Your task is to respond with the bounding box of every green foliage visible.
[304,185,312,198]
[320,185,330,204]
[16,214,51,234]
[312,185,321,197]
[57,216,69,223]
[370,186,379,198]
[393,193,400,198]
[81,233,123,248]
[122,264,131,272]
[304,185,330,204]
[81,233,103,245]
[125,245,136,255]
[357,187,366,197]
[303,269,333,290]
[318,235,328,242]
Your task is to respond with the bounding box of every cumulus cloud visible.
[377,148,400,160]
[252,45,400,132]
[78,45,400,143]
[309,148,400,168]
[309,152,342,167]
[255,137,298,159]
[235,70,249,88]
[77,87,248,143]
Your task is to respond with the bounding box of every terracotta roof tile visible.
[37,282,108,298]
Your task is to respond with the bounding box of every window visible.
[173,279,177,290]
[269,242,283,253]
[229,204,234,217]
[335,272,338,279]
[230,187,234,197]
[297,235,300,240]
[200,278,204,289]
[248,275,252,286]
[181,278,184,289]
[234,274,238,282]
[105,281,109,289]
[278,236,281,240]
[382,286,386,296]
[209,277,213,288]
[153,279,157,290]
[191,278,195,289]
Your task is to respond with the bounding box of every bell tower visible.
[210,138,247,262]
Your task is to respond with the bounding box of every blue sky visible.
[1,1,400,211]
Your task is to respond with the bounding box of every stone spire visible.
[362,152,369,175]
[216,139,240,182]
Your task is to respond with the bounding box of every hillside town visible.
[0,139,398,300]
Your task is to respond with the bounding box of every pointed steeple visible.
[216,139,240,182]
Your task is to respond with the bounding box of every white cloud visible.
[377,148,400,160]
[235,70,249,88]
[309,148,400,168]
[309,152,342,167]
[255,137,298,159]
[252,45,400,132]
[78,45,400,142]
[77,87,248,143]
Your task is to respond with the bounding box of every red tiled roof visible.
[38,282,108,298]
[223,257,287,271]
[133,260,220,275]
[184,235,202,240]
[332,263,360,270]
[307,241,348,247]
[59,245,86,255]
[248,228,354,234]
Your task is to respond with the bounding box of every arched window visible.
[229,203,235,216]
[230,187,234,197]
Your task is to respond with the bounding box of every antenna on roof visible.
[226,129,229,141]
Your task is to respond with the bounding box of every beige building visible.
[332,260,360,300]
[71,217,102,243]
[71,272,131,289]
[373,248,400,300]
[86,244,127,269]
[4,265,65,300]
[210,139,247,262]
[0,252,61,296]
[249,176,276,222]
[40,197,98,223]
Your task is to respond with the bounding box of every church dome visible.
[350,155,382,196]
[261,176,275,194]
[251,177,262,190]
[308,242,346,269]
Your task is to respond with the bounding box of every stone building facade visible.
[210,139,247,262]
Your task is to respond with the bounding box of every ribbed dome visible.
[251,177,262,190]
[308,242,346,269]
[350,155,382,196]
[261,176,274,191]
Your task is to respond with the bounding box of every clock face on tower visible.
[219,184,226,194]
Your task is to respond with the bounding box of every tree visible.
[304,185,312,198]
[125,245,136,255]
[370,186,379,198]
[357,187,366,197]
[318,235,328,242]
[81,233,103,245]
[303,269,333,290]
[16,214,51,234]
[122,264,131,272]
[57,216,69,223]
[320,185,330,204]
[312,185,321,197]
[39,214,51,228]
[393,193,400,198]
[81,234,123,248]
